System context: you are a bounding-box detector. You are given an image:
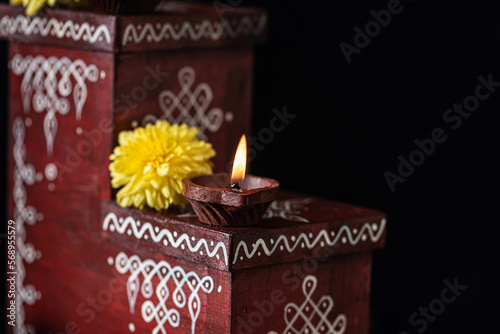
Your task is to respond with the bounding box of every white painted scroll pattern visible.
[267,275,347,334]
[263,198,313,223]
[12,117,43,334]
[144,66,227,140]
[233,218,386,264]
[112,252,214,334]
[10,54,101,156]
[0,14,111,44]
[121,14,266,46]
[102,212,229,265]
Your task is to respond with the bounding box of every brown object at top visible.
[182,173,279,227]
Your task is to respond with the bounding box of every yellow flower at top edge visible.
[10,0,57,17]
[109,120,216,212]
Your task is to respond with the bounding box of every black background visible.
[1,0,498,333]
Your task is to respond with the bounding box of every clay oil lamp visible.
[182,135,279,227]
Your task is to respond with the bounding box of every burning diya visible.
[182,135,279,227]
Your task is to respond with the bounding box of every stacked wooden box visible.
[1,2,386,333]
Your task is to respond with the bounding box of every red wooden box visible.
[1,2,267,333]
[99,191,386,334]
[2,2,387,333]
[0,1,266,169]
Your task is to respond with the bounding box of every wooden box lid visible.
[101,190,387,271]
[0,1,267,53]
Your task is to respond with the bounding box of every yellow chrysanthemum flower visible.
[10,0,56,17]
[109,120,216,212]
[10,0,90,17]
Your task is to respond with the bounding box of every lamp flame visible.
[231,134,247,185]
